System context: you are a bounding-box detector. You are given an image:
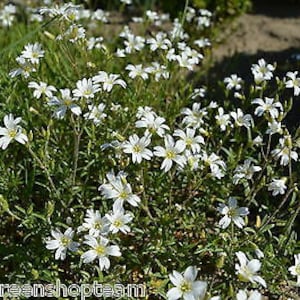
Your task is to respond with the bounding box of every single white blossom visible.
[81,235,121,271]
[0,114,28,150]
[154,134,186,172]
[285,71,300,96]
[106,201,133,234]
[217,197,249,229]
[224,74,243,90]
[268,178,287,196]
[235,251,266,288]
[122,134,153,163]
[288,254,300,286]
[28,81,57,99]
[167,266,207,300]
[46,228,79,260]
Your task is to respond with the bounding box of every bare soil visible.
[213,3,300,61]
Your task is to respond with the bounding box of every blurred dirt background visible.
[213,1,300,60]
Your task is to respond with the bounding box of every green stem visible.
[27,144,59,198]
[258,186,296,234]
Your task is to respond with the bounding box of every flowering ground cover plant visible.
[0,1,300,299]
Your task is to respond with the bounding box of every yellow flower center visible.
[180,281,192,293]
[60,236,70,247]
[119,191,129,199]
[64,99,72,106]
[166,150,176,159]
[295,264,300,275]
[95,245,106,256]
[94,222,102,230]
[8,130,17,138]
[113,219,123,228]
[84,89,92,96]
[149,127,156,134]
[228,208,237,218]
[133,144,141,153]
[186,138,193,146]
[32,52,39,58]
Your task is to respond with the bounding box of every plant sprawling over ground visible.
[0,1,300,299]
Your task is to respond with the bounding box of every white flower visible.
[288,254,300,286]
[217,197,249,229]
[87,37,106,51]
[147,62,169,81]
[196,15,211,29]
[215,107,231,131]
[266,120,282,135]
[78,209,110,237]
[106,201,133,234]
[236,289,262,300]
[202,152,226,179]
[253,136,263,146]
[81,235,121,271]
[268,178,287,196]
[126,64,150,80]
[166,48,177,61]
[185,7,196,22]
[46,228,79,260]
[124,34,145,53]
[194,38,211,48]
[224,74,242,90]
[135,112,169,137]
[9,56,36,78]
[167,266,207,300]
[0,4,16,27]
[99,171,141,207]
[147,32,171,51]
[191,88,206,99]
[271,135,298,166]
[122,134,153,163]
[63,24,86,43]
[48,89,82,119]
[173,128,204,154]
[39,3,80,19]
[116,48,126,58]
[252,97,283,119]
[92,9,109,22]
[28,81,57,99]
[176,53,196,70]
[184,150,201,171]
[0,114,28,150]
[73,78,100,99]
[182,47,203,65]
[235,251,266,288]
[136,106,153,119]
[154,134,186,172]
[93,71,126,92]
[120,0,132,5]
[285,71,300,96]
[170,19,188,40]
[21,42,44,64]
[84,104,107,125]
[251,58,275,83]
[181,103,207,129]
[233,159,261,185]
[230,108,253,128]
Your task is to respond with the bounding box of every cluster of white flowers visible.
[0,4,16,27]
[46,173,135,270]
[9,43,44,78]
[4,1,300,298]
